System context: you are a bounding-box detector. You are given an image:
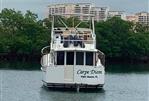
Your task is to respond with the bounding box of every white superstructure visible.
[41,14,105,90]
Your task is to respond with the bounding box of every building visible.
[135,12,149,26]
[48,3,109,21]
[48,3,92,21]
[90,7,109,21]
[74,3,93,21]
[126,12,149,26]
[108,11,126,20]
[126,15,138,23]
[48,3,76,17]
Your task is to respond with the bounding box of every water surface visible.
[0,62,148,101]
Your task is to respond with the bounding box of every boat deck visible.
[52,27,96,50]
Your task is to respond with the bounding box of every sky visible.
[0,0,149,19]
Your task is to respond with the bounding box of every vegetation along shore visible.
[0,8,149,63]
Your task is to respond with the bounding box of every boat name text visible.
[77,69,102,75]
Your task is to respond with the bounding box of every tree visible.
[0,9,50,58]
[0,9,149,62]
[95,17,149,60]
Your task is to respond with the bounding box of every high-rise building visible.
[74,3,92,21]
[48,3,76,18]
[48,3,109,21]
[90,7,109,21]
[108,11,126,20]
[126,12,149,26]
[135,12,149,26]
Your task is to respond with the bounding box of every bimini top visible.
[50,13,96,50]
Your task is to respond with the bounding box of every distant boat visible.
[41,14,105,91]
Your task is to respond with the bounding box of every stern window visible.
[66,52,74,65]
[76,52,84,65]
[57,51,64,65]
[86,52,93,66]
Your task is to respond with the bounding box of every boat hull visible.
[41,65,105,89]
[42,81,104,89]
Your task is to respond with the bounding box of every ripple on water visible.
[0,70,148,101]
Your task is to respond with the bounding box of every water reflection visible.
[40,87,106,101]
[106,63,149,73]
[1,60,149,73]
[0,69,148,101]
[0,60,40,70]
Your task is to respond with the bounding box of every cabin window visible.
[76,52,84,65]
[66,52,74,65]
[57,51,64,65]
[86,52,93,66]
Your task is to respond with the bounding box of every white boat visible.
[41,14,105,90]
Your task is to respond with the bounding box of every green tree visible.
[0,9,50,58]
[96,17,133,57]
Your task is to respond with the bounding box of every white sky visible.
[0,0,149,19]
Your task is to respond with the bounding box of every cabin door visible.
[64,52,74,82]
[64,65,73,82]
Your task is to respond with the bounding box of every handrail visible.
[97,50,105,66]
[55,33,93,35]
[41,46,50,55]
[53,39,95,45]
[53,39,94,42]
[53,39,96,49]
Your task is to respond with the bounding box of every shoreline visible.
[0,54,149,64]
[106,57,149,64]
[0,55,149,70]
[0,54,41,62]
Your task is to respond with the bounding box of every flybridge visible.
[50,14,96,50]
[52,27,96,50]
